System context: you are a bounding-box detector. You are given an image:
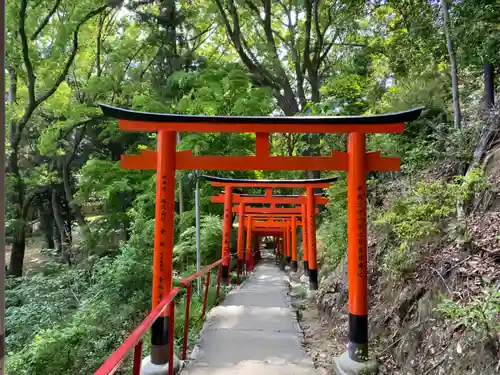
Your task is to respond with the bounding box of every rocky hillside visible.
[309,146,500,375]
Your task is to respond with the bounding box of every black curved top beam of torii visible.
[100,104,423,125]
[202,175,338,190]
[103,104,424,172]
[237,193,325,197]
[202,175,339,184]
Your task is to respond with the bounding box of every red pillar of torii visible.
[99,103,422,372]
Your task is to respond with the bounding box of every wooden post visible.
[347,132,368,361]
[301,203,308,276]
[306,187,318,290]
[291,216,298,272]
[151,130,176,365]
[222,186,232,284]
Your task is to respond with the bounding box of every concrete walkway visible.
[180,256,318,375]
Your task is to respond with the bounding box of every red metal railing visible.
[94,258,225,375]
[179,259,222,360]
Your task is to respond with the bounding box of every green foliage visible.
[174,215,223,268]
[76,160,151,212]
[173,65,274,116]
[5,268,91,354]
[178,210,196,233]
[377,183,456,242]
[6,266,144,374]
[75,159,154,255]
[376,169,488,275]
[317,176,348,268]
[5,207,229,375]
[437,284,500,344]
[6,213,154,374]
[453,0,500,68]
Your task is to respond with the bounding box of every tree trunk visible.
[39,206,55,249]
[441,0,467,221]
[441,0,461,129]
[62,164,87,233]
[484,63,495,108]
[52,189,71,265]
[6,142,28,277]
[53,222,62,254]
[9,229,26,277]
[6,68,26,277]
[8,187,36,276]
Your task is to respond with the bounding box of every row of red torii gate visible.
[205,174,337,290]
[94,104,423,375]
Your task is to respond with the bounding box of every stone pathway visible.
[180,256,318,375]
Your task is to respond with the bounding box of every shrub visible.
[174,215,224,269]
[375,169,488,276]
[437,284,500,351]
[317,176,348,269]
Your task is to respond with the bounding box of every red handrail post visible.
[216,263,222,301]
[168,302,175,375]
[202,271,211,318]
[132,340,142,375]
[182,283,193,360]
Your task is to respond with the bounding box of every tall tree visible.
[441,0,461,129]
[5,0,108,276]
[211,0,364,114]
[209,0,364,178]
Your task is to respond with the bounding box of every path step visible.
[181,258,318,375]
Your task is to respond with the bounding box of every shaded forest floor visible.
[5,236,51,274]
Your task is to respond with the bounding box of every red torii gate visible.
[213,193,322,282]
[234,209,315,274]
[206,175,336,289]
[217,195,301,276]
[240,212,303,274]
[239,195,317,273]
[99,103,422,373]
